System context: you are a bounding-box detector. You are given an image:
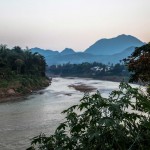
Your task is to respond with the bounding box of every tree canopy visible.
[125,43,150,94]
[48,62,129,78]
[125,43,150,83]
[0,45,49,96]
[0,44,46,79]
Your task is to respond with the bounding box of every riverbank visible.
[0,75,50,103]
[56,75,129,82]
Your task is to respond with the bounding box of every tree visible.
[125,43,150,83]
[0,45,47,77]
[15,59,24,74]
[28,82,150,150]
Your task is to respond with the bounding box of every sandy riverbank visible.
[68,84,96,92]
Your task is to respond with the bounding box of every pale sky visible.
[0,0,150,51]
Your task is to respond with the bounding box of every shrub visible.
[28,82,150,150]
[0,80,9,88]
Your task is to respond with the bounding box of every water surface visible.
[0,77,127,150]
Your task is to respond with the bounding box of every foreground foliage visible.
[28,82,150,150]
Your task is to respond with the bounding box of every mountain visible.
[46,47,136,65]
[30,47,59,57]
[30,34,145,65]
[60,48,75,55]
[98,46,136,64]
[46,53,94,65]
[84,34,144,55]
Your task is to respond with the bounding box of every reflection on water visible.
[0,77,129,150]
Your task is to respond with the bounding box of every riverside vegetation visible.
[28,43,150,150]
[48,62,129,82]
[0,45,49,100]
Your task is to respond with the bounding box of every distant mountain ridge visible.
[30,34,145,65]
[31,47,59,57]
[84,34,144,55]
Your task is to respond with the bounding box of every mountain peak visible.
[116,34,137,39]
[30,47,59,56]
[117,34,128,37]
[61,48,75,55]
[85,34,144,55]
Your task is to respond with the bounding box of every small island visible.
[0,45,50,102]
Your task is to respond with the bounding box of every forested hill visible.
[0,45,49,100]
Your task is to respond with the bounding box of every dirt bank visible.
[68,84,96,92]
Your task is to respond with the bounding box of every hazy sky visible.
[0,0,150,51]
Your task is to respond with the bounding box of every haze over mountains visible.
[30,34,145,65]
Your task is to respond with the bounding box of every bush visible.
[27,82,150,150]
[0,80,9,88]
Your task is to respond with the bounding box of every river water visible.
[0,77,135,150]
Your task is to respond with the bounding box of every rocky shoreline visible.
[0,94,26,103]
[0,78,51,103]
[0,85,50,103]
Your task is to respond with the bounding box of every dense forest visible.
[0,44,49,98]
[48,62,129,81]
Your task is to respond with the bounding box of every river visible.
[0,77,134,150]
